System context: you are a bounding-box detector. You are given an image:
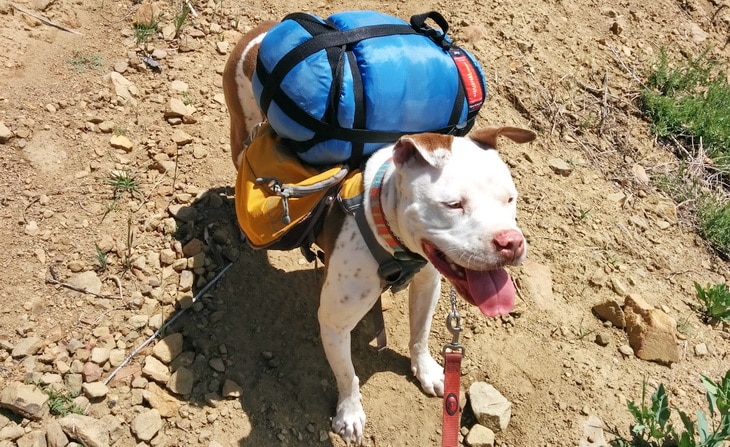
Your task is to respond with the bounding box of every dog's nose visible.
[493,230,525,262]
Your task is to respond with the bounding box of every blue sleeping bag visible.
[253,11,487,166]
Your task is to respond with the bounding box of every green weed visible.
[94,244,109,272]
[104,170,140,200]
[134,21,159,44]
[66,51,104,72]
[45,388,84,417]
[694,282,730,322]
[641,49,730,257]
[173,2,191,38]
[612,370,730,446]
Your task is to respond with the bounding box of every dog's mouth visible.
[422,241,515,317]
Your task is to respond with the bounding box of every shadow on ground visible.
[166,186,412,446]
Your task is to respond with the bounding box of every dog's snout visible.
[493,230,525,262]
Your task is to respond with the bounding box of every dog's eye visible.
[444,201,463,210]
[507,197,515,204]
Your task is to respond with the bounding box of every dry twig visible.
[11,4,83,35]
[103,262,233,385]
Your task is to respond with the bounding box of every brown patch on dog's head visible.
[469,127,536,150]
[392,133,454,168]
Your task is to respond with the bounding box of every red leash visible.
[442,287,464,447]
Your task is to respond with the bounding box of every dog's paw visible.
[411,355,445,396]
[332,395,366,446]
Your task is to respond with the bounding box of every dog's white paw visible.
[411,355,445,397]
[332,395,366,446]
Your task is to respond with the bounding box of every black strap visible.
[258,24,420,115]
[409,11,450,49]
[347,50,366,169]
[353,206,426,293]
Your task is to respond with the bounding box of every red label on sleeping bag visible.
[449,47,485,113]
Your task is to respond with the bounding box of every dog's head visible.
[390,127,536,317]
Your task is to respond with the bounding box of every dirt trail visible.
[0,0,728,445]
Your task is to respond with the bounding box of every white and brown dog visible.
[223,21,536,445]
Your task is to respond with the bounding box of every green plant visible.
[104,170,140,200]
[173,2,191,38]
[94,244,108,272]
[134,20,158,44]
[612,371,730,446]
[45,388,84,416]
[641,49,730,161]
[694,282,730,322]
[112,127,127,136]
[66,51,104,72]
[181,91,194,105]
[697,201,730,259]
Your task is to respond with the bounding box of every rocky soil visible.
[0,0,729,446]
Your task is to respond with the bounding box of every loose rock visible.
[131,409,162,441]
[142,355,171,383]
[58,414,110,447]
[0,382,49,420]
[592,300,626,328]
[623,294,679,365]
[67,271,102,295]
[167,367,194,395]
[547,158,573,176]
[81,381,109,399]
[11,336,43,358]
[468,382,511,432]
[465,424,495,447]
[152,332,184,364]
[0,122,12,143]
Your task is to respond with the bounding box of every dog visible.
[223,20,536,445]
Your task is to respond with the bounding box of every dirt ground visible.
[0,0,729,445]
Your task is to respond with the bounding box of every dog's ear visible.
[392,133,453,168]
[469,127,536,150]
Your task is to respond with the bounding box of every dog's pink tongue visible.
[466,268,516,317]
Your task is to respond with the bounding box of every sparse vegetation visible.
[640,49,730,256]
[66,51,104,72]
[104,170,140,200]
[611,370,730,447]
[173,2,191,38]
[134,20,159,44]
[94,244,109,272]
[694,282,730,323]
[44,388,85,417]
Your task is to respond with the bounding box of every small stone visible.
[610,277,628,296]
[182,238,203,256]
[618,344,634,357]
[82,362,103,383]
[67,271,102,295]
[165,99,190,119]
[694,343,708,357]
[168,203,198,222]
[142,355,171,383]
[103,72,138,106]
[143,382,179,418]
[24,220,39,235]
[170,128,194,146]
[90,347,110,364]
[594,333,611,347]
[0,122,13,143]
[623,294,679,365]
[113,61,128,73]
[109,134,133,152]
[131,409,162,441]
[153,333,184,364]
[82,382,109,399]
[169,80,189,93]
[0,424,24,441]
[167,367,194,395]
[128,315,148,329]
[222,379,243,398]
[629,215,649,231]
[59,414,110,447]
[592,299,625,328]
[209,357,225,372]
[216,40,229,54]
[0,382,48,420]
[11,336,43,358]
[468,382,511,432]
[631,164,650,184]
[179,270,194,292]
[518,260,554,309]
[46,420,70,447]
[547,158,573,176]
[465,424,495,447]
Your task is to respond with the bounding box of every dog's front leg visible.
[408,265,445,397]
[318,221,382,445]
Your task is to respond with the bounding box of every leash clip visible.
[442,286,465,356]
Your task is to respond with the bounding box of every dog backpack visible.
[235,124,361,251]
[253,10,487,166]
